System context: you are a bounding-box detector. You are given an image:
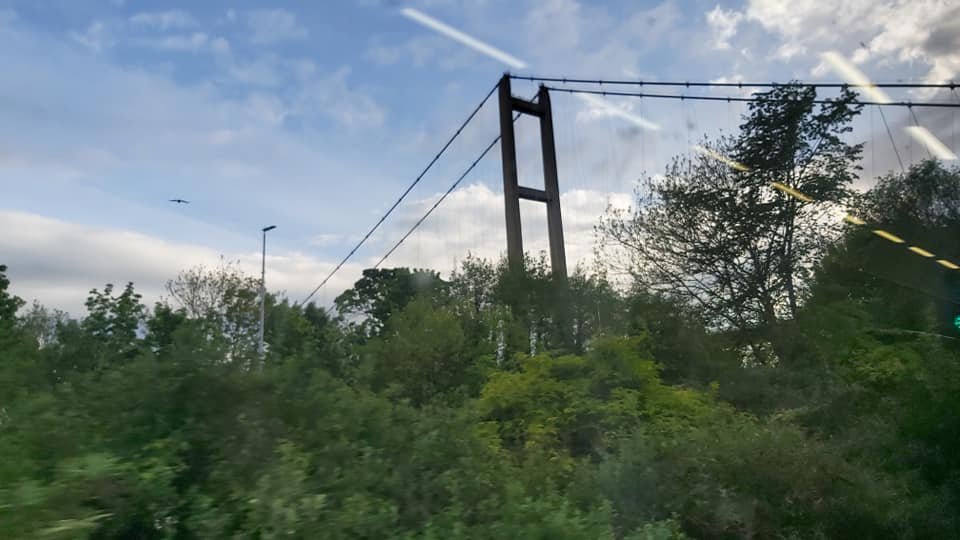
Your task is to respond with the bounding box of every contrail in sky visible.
[400,7,527,69]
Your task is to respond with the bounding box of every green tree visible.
[366,297,478,406]
[0,264,24,336]
[598,87,862,341]
[82,282,145,362]
[335,267,447,337]
[164,259,261,363]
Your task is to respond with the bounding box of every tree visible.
[598,87,862,341]
[366,297,476,406]
[334,268,446,337]
[164,259,261,362]
[0,264,24,336]
[82,282,145,362]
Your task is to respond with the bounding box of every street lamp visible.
[258,225,276,358]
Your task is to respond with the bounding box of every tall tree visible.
[0,264,24,335]
[334,267,446,337]
[164,259,261,362]
[82,282,145,361]
[598,87,862,340]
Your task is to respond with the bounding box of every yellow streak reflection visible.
[820,51,893,104]
[908,246,935,258]
[843,214,866,225]
[905,126,958,161]
[873,229,905,243]
[692,145,750,171]
[770,182,814,203]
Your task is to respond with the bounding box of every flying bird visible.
[169,199,190,204]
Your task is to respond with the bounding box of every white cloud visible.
[69,21,112,52]
[576,93,661,131]
[310,233,345,247]
[129,10,196,30]
[211,37,230,54]
[1,210,361,315]
[746,0,960,83]
[148,32,210,52]
[134,32,230,54]
[377,183,630,276]
[706,4,743,50]
[368,35,443,68]
[289,66,386,128]
[246,9,308,44]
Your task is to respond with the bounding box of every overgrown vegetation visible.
[3,88,960,538]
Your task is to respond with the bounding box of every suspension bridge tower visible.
[498,74,568,279]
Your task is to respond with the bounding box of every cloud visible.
[145,32,210,52]
[376,183,630,276]
[211,37,230,54]
[0,210,362,316]
[246,9,308,44]
[310,233,345,247]
[576,93,661,131]
[132,31,230,54]
[706,4,743,50]
[129,10,197,30]
[745,0,960,83]
[0,183,626,318]
[0,14,396,275]
[69,21,112,52]
[289,66,387,128]
[367,35,444,68]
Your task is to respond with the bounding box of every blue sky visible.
[2,0,958,314]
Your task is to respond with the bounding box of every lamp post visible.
[258,225,276,358]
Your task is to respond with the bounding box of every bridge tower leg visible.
[497,74,568,279]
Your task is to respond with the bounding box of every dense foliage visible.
[4,87,960,538]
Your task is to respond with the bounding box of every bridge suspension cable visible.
[373,109,524,269]
[510,75,958,90]
[299,81,500,306]
[541,86,960,108]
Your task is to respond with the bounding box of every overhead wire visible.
[541,86,960,109]
[509,75,958,90]
[299,81,500,306]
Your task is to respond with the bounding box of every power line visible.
[511,75,958,90]
[299,81,500,306]
[542,86,960,108]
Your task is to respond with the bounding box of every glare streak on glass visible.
[873,229,905,243]
[400,8,527,69]
[770,182,814,203]
[843,214,867,225]
[905,126,958,160]
[908,246,935,257]
[821,51,893,104]
[577,93,661,131]
[937,259,960,270]
[692,145,750,171]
